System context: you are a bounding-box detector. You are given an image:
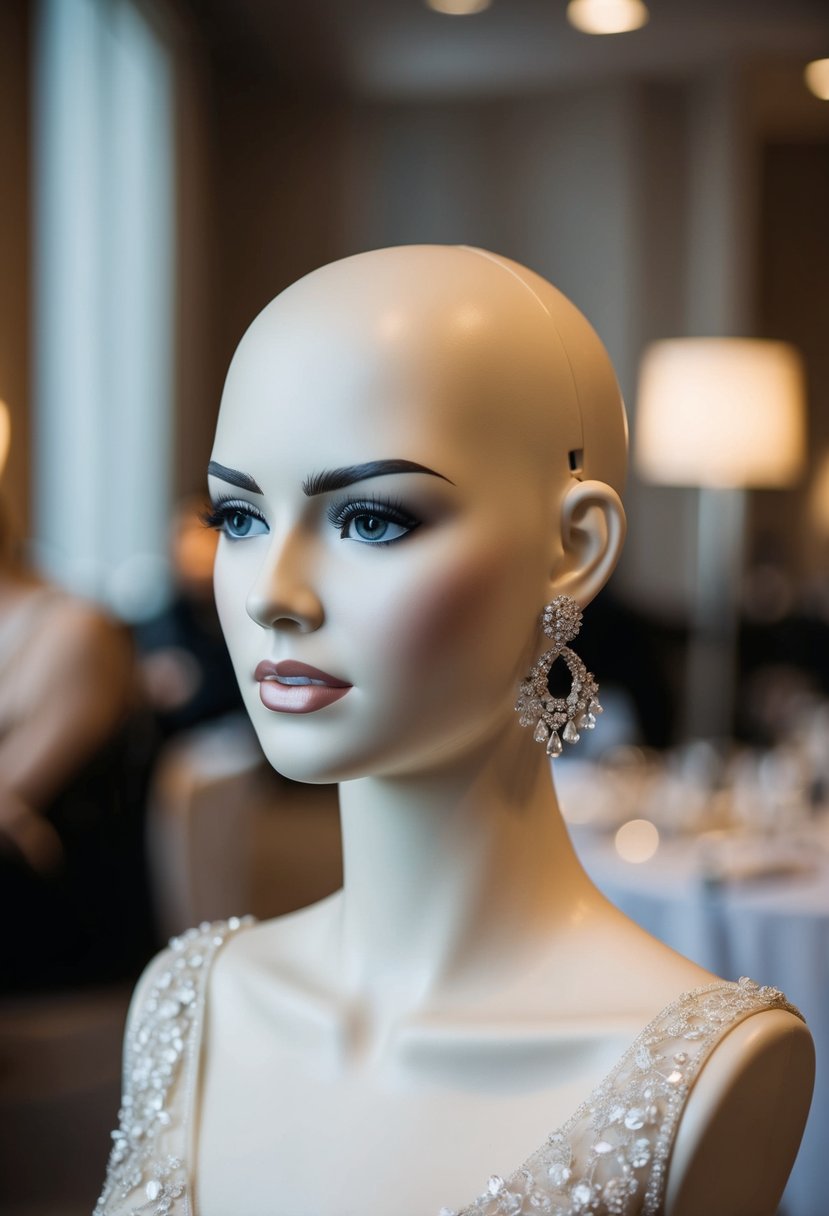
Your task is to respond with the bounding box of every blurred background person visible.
[0,405,155,994]
[135,494,243,740]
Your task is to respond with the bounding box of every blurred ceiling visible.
[197,0,829,99]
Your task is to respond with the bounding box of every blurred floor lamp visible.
[635,339,806,740]
[0,401,9,477]
[809,451,829,540]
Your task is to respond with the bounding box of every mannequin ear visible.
[551,479,626,607]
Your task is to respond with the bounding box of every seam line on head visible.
[458,245,585,458]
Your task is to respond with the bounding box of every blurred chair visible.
[146,712,342,939]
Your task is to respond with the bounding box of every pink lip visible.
[254,660,351,715]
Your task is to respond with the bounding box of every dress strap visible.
[94,916,254,1216]
[455,978,803,1216]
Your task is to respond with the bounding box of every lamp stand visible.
[684,486,746,741]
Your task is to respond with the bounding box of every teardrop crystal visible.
[546,730,563,757]
[563,719,580,744]
[533,720,549,743]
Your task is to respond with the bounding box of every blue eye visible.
[204,500,269,540]
[347,514,409,543]
[225,508,267,539]
[328,497,420,546]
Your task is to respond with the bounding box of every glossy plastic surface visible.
[187,246,812,1214]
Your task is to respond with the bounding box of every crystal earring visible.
[515,595,602,757]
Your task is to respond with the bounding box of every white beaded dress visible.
[95,918,802,1216]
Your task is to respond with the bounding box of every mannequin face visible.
[209,249,592,783]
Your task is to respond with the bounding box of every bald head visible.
[219,246,628,497]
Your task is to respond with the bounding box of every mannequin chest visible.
[196,987,637,1216]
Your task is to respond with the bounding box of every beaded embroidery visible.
[95,916,253,1216]
[95,920,801,1216]
[447,978,802,1216]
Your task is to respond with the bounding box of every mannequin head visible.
[209,246,627,782]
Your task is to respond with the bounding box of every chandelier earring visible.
[515,594,602,757]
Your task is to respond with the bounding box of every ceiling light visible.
[804,58,829,101]
[567,0,649,35]
[425,0,492,14]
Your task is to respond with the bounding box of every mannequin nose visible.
[246,533,324,634]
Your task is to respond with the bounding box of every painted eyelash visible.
[202,497,268,531]
[326,495,420,536]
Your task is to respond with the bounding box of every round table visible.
[570,822,829,1216]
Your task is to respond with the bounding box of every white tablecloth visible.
[571,826,828,1216]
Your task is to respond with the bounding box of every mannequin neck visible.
[335,725,595,1023]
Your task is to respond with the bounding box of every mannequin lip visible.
[254,660,352,714]
[256,660,350,687]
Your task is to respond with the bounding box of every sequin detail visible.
[452,978,802,1216]
[95,923,801,1216]
[95,917,254,1216]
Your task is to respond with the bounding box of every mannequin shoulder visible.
[666,1006,814,1216]
[122,943,181,1038]
[122,918,261,1049]
[209,897,342,985]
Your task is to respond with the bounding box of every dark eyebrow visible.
[303,459,453,497]
[207,461,263,494]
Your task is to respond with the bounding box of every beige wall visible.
[14,3,828,607]
[193,56,828,615]
[197,72,726,615]
[171,22,214,500]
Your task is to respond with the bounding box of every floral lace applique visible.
[95,917,254,1216]
[444,978,802,1216]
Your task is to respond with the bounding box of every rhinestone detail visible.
[93,922,799,1216]
[94,917,254,1215]
[515,597,601,757]
[452,977,801,1216]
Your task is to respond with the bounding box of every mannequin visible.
[97,247,813,1216]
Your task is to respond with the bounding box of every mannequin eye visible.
[327,497,420,546]
[203,499,269,540]
[346,514,409,543]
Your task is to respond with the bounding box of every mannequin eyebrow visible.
[207,459,452,498]
[207,461,263,493]
[302,460,453,497]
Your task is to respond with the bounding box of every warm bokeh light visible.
[614,818,660,863]
[809,451,829,538]
[566,0,649,35]
[0,400,9,478]
[426,0,491,14]
[804,58,829,101]
[635,338,806,488]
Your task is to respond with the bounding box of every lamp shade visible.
[635,338,806,488]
